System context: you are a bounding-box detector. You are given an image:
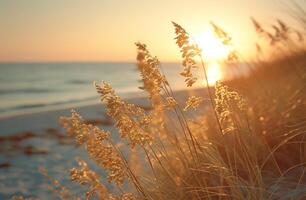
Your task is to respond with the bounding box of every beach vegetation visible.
[50,10,306,200]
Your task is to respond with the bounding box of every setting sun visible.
[194,30,232,61]
[206,62,222,85]
[1,1,306,199]
[193,29,230,85]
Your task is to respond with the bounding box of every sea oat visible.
[165,96,178,109]
[172,21,201,87]
[210,22,239,62]
[255,43,262,54]
[250,17,264,34]
[95,82,152,148]
[277,19,290,38]
[183,96,204,111]
[70,159,109,199]
[135,42,168,129]
[70,159,137,200]
[215,82,246,134]
[87,139,126,184]
[52,18,306,200]
[251,18,293,45]
[59,110,108,145]
[60,110,126,185]
[135,42,165,104]
[210,22,232,45]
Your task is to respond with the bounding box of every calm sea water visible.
[0,62,187,117]
[0,62,248,199]
[0,62,249,118]
[0,62,188,199]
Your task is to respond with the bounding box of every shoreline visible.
[0,86,208,199]
[0,87,207,135]
[0,90,147,120]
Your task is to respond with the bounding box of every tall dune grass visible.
[34,13,306,200]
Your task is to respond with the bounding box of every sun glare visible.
[194,30,231,61]
[193,30,229,85]
[206,62,222,85]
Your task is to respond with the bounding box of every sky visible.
[0,0,305,62]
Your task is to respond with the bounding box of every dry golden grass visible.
[46,12,306,200]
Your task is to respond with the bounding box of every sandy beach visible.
[0,94,141,198]
[2,0,306,199]
[0,88,207,199]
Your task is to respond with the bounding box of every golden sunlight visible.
[194,30,232,61]
[206,62,222,85]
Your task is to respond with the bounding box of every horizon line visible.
[0,60,181,64]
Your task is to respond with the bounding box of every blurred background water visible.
[0,62,249,118]
[0,62,187,117]
[0,62,250,199]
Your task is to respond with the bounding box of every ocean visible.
[0,62,193,199]
[0,62,249,199]
[0,62,189,118]
[0,62,249,118]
